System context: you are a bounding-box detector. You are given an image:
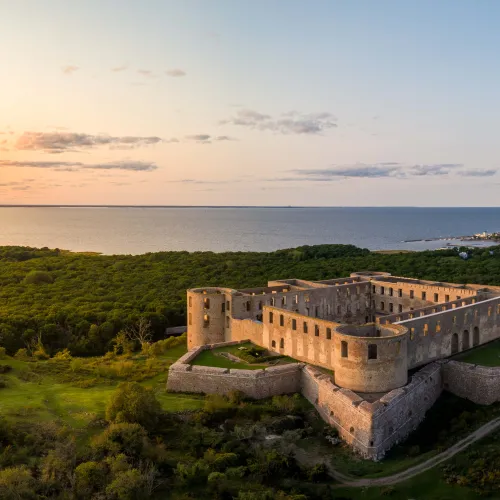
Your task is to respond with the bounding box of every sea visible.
[0,206,499,255]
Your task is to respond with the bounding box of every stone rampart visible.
[301,362,442,459]
[442,359,500,405]
[167,341,303,399]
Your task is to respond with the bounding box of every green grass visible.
[0,342,203,428]
[455,339,500,366]
[190,341,297,370]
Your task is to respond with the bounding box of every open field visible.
[190,341,297,370]
[0,342,205,429]
[455,339,500,366]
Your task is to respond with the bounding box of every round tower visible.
[187,288,228,349]
[333,323,408,393]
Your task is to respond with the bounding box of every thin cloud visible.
[457,169,498,177]
[284,163,466,181]
[166,69,186,77]
[185,134,236,144]
[137,69,157,78]
[221,109,337,135]
[0,160,158,172]
[61,65,79,75]
[14,131,164,153]
[111,65,128,72]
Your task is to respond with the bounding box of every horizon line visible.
[1,204,500,209]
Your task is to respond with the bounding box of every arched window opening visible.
[203,298,210,309]
[341,341,348,358]
[451,333,459,354]
[203,314,210,327]
[473,326,480,346]
[272,340,276,348]
[463,330,470,350]
[280,314,284,327]
[368,344,377,360]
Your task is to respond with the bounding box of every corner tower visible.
[187,288,229,349]
[333,323,408,393]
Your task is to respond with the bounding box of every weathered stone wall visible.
[301,365,374,456]
[370,362,442,458]
[396,296,500,369]
[167,342,303,399]
[300,362,442,459]
[333,324,408,393]
[442,359,500,405]
[371,278,476,316]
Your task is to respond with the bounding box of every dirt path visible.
[295,416,500,487]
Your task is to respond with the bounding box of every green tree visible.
[74,461,106,499]
[0,465,36,500]
[106,382,162,429]
[92,423,147,457]
[105,469,146,500]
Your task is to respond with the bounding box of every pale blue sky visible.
[1,0,499,205]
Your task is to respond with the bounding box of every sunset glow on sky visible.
[1,0,500,206]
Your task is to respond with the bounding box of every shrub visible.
[70,358,83,372]
[0,347,6,359]
[307,463,329,482]
[0,378,7,389]
[0,465,36,500]
[23,270,54,285]
[52,349,72,361]
[105,469,146,500]
[91,422,147,457]
[0,365,12,374]
[74,461,106,499]
[105,382,162,429]
[14,348,30,360]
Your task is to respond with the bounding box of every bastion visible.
[168,271,500,459]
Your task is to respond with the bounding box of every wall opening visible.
[473,326,480,346]
[463,329,470,350]
[226,316,230,327]
[280,314,284,327]
[188,313,192,326]
[280,338,284,349]
[303,322,308,334]
[272,340,276,348]
[368,344,378,360]
[292,319,297,330]
[398,288,403,297]
[380,301,385,311]
[204,298,210,309]
[445,294,450,302]
[349,426,354,433]
[315,325,320,337]
[221,302,225,313]
[389,303,394,313]
[389,287,393,296]
[365,316,369,323]
[226,300,231,312]
[380,286,385,295]
[269,312,273,323]
[398,304,403,313]
[422,291,427,300]
[188,296,192,307]
[410,290,414,299]
[326,328,332,340]
[258,301,263,310]
[341,341,348,358]
[315,306,319,318]
[451,333,459,354]
[203,314,210,327]
[282,297,286,306]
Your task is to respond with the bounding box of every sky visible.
[1,0,500,206]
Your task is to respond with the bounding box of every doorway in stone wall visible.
[451,333,459,354]
[473,326,480,346]
[462,329,470,350]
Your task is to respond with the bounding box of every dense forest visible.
[1,244,499,356]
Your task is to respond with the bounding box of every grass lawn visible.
[455,339,500,366]
[190,341,298,370]
[0,341,204,428]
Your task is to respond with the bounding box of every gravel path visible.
[295,416,500,487]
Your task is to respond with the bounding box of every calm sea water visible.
[0,207,499,255]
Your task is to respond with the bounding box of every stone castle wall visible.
[442,359,500,405]
[395,296,500,369]
[301,362,442,459]
[166,341,303,399]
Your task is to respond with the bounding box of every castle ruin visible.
[168,272,500,459]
